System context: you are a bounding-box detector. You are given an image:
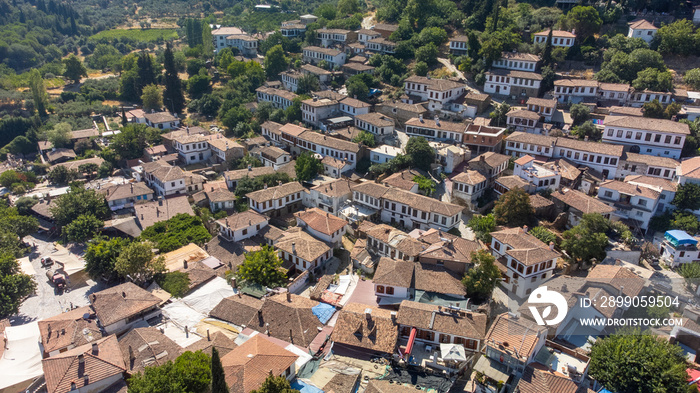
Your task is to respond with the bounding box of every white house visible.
[617,152,678,180]
[275,227,332,272]
[304,178,353,215]
[448,35,469,55]
[143,162,187,196]
[247,182,306,217]
[526,97,557,122]
[256,86,298,110]
[302,46,346,68]
[490,227,560,298]
[173,133,211,165]
[354,112,395,136]
[316,28,355,47]
[371,145,402,164]
[296,130,361,169]
[597,179,661,231]
[258,145,292,170]
[483,69,542,98]
[144,112,180,130]
[629,89,672,107]
[598,83,632,106]
[603,116,689,160]
[659,230,700,267]
[280,70,302,92]
[533,29,576,47]
[294,207,348,247]
[357,28,381,44]
[492,52,540,72]
[513,155,560,192]
[506,109,547,134]
[628,20,657,43]
[281,20,306,38]
[553,79,598,104]
[404,115,466,142]
[216,210,269,242]
[212,26,247,52]
[403,76,465,112]
[450,170,487,210]
[89,282,161,335]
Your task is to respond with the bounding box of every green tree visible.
[529,226,556,245]
[489,102,510,127]
[415,43,439,66]
[542,29,554,66]
[237,245,288,288]
[157,271,191,298]
[589,330,691,393]
[413,175,436,196]
[211,347,229,393]
[0,170,22,188]
[346,79,369,101]
[128,350,211,393]
[264,45,288,79]
[561,214,609,263]
[46,166,78,185]
[565,6,602,39]
[679,262,700,279]
[50,187,110,229]
[643,99,665,119]
[47,122,72,148]
[684,68,700,90]
[633,68,673,92]
[63,213,103,243]
[110,124,161,160]
[14,197,38,216]
[572,121,600,141]
[337,0,360,15]
[141,84,163,112]
[163,43,186,114]
[414,61,429,77]
[467,214,496,243]
[85,237,130,281]
[0,253,36,318]
[140,214,212,252]
[296,74,320,95]
[569,103,590,125]
[295,151,323,182]
[493,188,533,227]
[405,136,434,171]
[28,69,48,116]
[673,183,700,211]
[418,27,448,46]
[251,375,300,393]
[115,241,165,285]
[187,70,212,99]
[656,19,698,56]
[352,131,376,147]
[136,52,157,98]
[63,55,87,84]
[461,250,502,301]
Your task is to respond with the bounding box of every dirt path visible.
[361,12,375,29]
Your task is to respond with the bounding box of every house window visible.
[386,286,394,295]
[376,285,385,294]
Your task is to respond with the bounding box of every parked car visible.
[41,257,53,267]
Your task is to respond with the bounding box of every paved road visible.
[12,234,108,326]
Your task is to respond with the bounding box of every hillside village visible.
[5,0,700,393]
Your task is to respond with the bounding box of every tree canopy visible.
[295,151,323,182]
[467,214,496,243]
[128,350,211,393]
[140,214,212,253]
[462,250,502,301]
[493,188,534,227]
[672,183,700,211]
[561,213,610,264]
[115,241,165,285]
[236,245,287,288]
[405,136,434,171]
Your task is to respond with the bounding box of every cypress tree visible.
[163,43,185,114]
[542,29,554,67]
[121,107,128,126]
[136,52,156,97]
[211,347,228,393]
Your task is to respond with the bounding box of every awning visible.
[440,343,466,361]
[404,327,417,356]
[473,356,510,383]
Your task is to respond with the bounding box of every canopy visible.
[440,343,466,361]
[290,380,324,393]
[473,355,510,384]
[311,303,336,325]
[182,277,235,315]
[665,230,698,247]
[0,322,43,391]
[18,257,36,276]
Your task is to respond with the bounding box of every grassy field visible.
[89,28,178,42]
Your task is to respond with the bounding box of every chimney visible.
[84,375,89,385]
[287,291,292,302]
[141,214,144,220]
[390,311,397,322]
[207,329,211,341]
[121,291,126,298]
[523,225,528,233]
[435,115,440,126]
[292,242,296,254]
[419,114,424,122]
[183,259,188,269]
[130,183,133,192]
[289,329,294,344]
[584,136,589,141]
[549,241,555,251]
[364,308,372,320]
[91,343,99,355]
[92,294,96,302]
[128,345,135,362]
[156,208,160,217]
[619,285,624,296]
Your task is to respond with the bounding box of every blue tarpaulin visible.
[312,303,336,324]
[291,380,324,393]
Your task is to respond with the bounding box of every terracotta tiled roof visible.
[534,29,576,38]
[529,194,554,209]
[217,210,269,232]
[118,327,181,374]
[496,175,531,190]
[134,196,194,230]
[245,293,323,347]
[507,109,541,121]
[246,182,305,203]
[90,282,161,327]
[351,181,390,199]
[301,64,332,76]
[491,228,559,266]
[679,157,700,179]
[541,159,581,182]
[554,78,597,87]
[304,45,343,56]
[148,164,186,182]
[485,313,547,361]
[622,152,678,168]
[71,128,99,140]
[404,76,464,92]
[323,372,361,393]
[452,170,487,185]
[629,19,657,30]
[599,179,660,199]
[42,335,125,393]
[469,152,510,171]
[185,331,237,357]
[144,112,177,124]
[224,166,276,182]
[256,86,299,102]
[261,121,284,136]
[383,187,464,217]
[554,136,625,157]
[322,155,347,169]
[295,207,348,236]
[552,189,615,215]
[516,365,581,393]
[500,52,540,62]
[39,306,103,355]
[605,116,690,135]
[586,264,645,298]
[405,117,468,133]
[365,380,424,393]
[383,169,422,191]
[372,257,414,288]
[413,263,467,296]
[625,175,677,192]
[416,228,484,266]
[341,96,371,108]
[311,179,352,198]
[275,227,331,263]
[526,97,556,107]
[299,131,361,154]
[332,303,398,354]
[100,182,153,202]
[599,83,631,92]
[396,300,487,339]
[205,236,247,269]
[221,334,298,393]
[46,148,77,163]
[210,294,264,326]
[366,225,426,257]
[487,69,543,80]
